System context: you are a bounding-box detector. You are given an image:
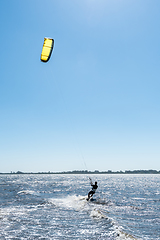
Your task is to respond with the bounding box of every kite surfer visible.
[87,178,98,201]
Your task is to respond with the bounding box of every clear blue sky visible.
[0,0,160,173]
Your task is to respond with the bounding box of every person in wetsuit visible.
[87,178,98,201]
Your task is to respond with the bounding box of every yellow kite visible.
[41,38,54,62]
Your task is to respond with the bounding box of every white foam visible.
[17,190,39,196]
[118,230,139,239]
[49,195,88,211]
[90,208,108,219]
[109,224,140,240]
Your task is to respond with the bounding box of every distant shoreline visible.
[0,170,160,174]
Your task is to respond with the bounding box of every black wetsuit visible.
[88,183,98,199]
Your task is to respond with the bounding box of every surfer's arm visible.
[89,177,93,185]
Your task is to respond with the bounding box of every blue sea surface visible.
[0,174,160,239]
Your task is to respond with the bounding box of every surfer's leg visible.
[87,190,92,200]
[87,191,94,201]
[87,193,91,200]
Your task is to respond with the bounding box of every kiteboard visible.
[86,197,96,202]
[89,198,96,202]
[87,197,110,205]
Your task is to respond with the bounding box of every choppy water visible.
[0,174,160,239]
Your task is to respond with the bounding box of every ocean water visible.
[0,174,160,239]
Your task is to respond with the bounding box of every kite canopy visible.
[41,38,54,62]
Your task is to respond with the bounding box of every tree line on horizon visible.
[1,169,160,174]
